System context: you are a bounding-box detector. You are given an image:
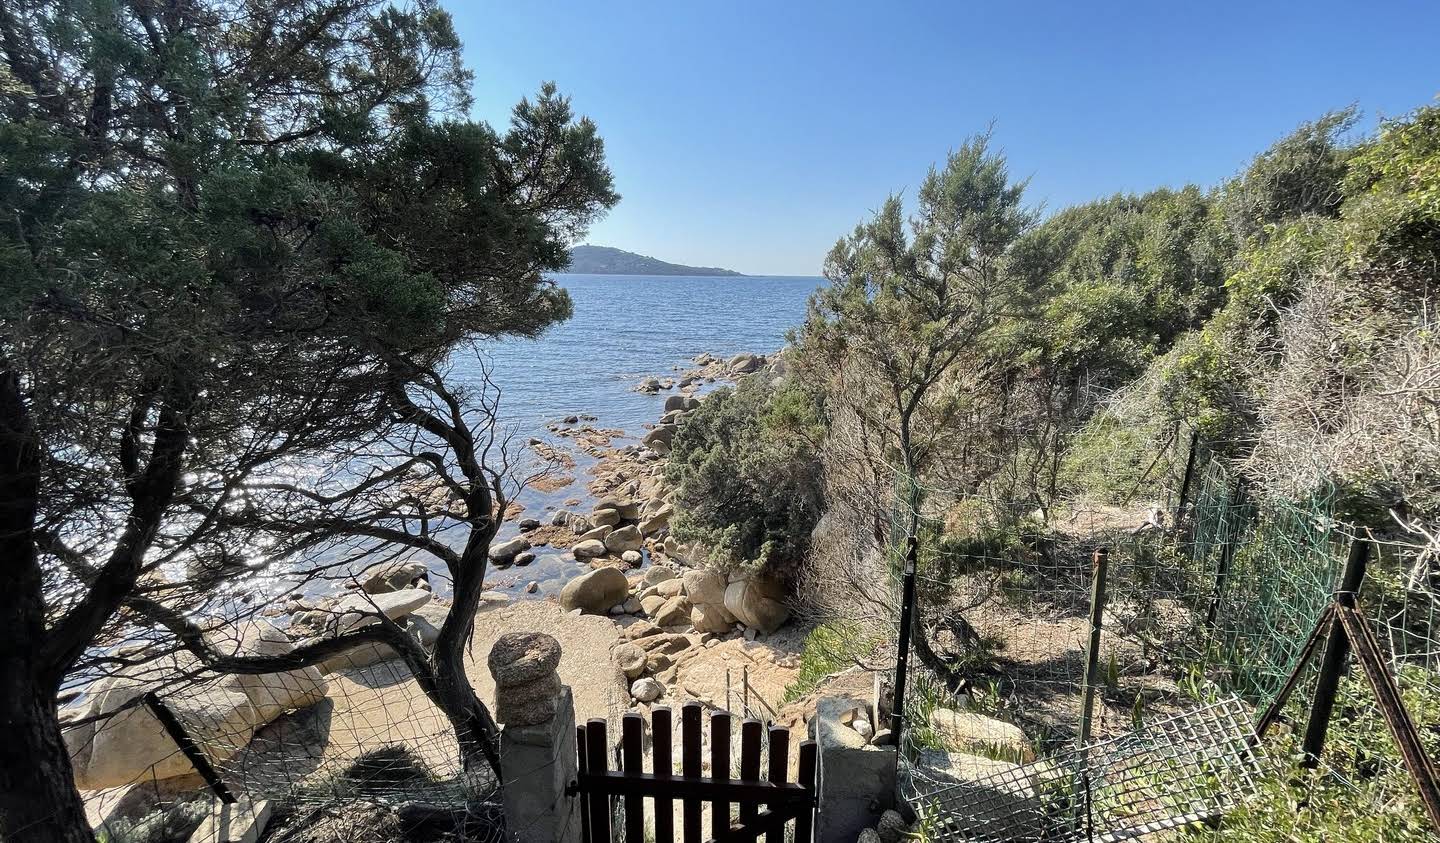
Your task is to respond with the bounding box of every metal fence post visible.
[1301,538,1370,768]
[1078,547,1110,749]
[889,533,920,749]
[143,691,237,804]
[1174,428,1200,530]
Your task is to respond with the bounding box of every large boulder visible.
[642,425,676,451]
[65,620,329,790]
[594,497,641,520]
[682,570,727,606]
[358,560,428,594]
[690,604,734,634]
[728,353,763,374]
[722,576,790,634]
[913,750,1042,839]
[653,595,692,628]
[639,505,672,536]
[295,588,432,637]
[590,507,622,528]
[559,567,630,614]
[217,620,329,722]
[646,566,679,587]
[662,394,688,413]
[572,538,608,559]
[927,709,1035,762]
[604,525,643,554]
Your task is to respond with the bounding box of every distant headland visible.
[566,245,744,276]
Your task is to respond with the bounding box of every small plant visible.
[782,621,873,703]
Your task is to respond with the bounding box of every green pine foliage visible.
[664,371,825,582]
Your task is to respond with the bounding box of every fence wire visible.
[59,611,505,843]
[891,431,1440,840]
[904,697,1264,843]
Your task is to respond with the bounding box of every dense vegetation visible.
[0,2,614,840]
[666,103,1440,834]
[672,104,1440,555]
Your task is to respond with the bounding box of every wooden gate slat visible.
[622,713,645,843]
[681,703,703,843]
[765,726,789,843]
[584,718,612,843]
[653,707,674,843]
[738,719,763,829]
[577,724,592,843]
[793,740,817,843]
[575,710,817,843]
[710,711,731,841]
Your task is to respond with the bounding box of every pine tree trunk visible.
[0,660,94,842]
[1,369,95,841]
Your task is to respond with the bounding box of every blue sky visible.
[453,1,1440,276]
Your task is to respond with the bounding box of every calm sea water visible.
[448,273,821,599]
[461,274,821,433]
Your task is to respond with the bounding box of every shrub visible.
[665,370,824,583]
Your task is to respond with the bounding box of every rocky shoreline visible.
[73,349,826,824]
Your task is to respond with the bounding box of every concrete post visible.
[488,632,581,843]
[815,695,897,843]
[499,686,581,843]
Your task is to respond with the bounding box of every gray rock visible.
[642,425,676,450]
[358,560,428,594]
[723,576,790,633]
[572,538,607,559]
[559,567,629,614]
[645,566,678,587]
[630,677,664,702]
[576,525,612,544]
[487,632,562,688]
[728,353,763,373]
[639,505,672,535]
[495,673,563,726]
[612,642,647,679]
[604,525,643,554]
[876,810,907,843]
[591,507,622,528]
[489,536,531,563]
[653,595,692,628]
[927,709,1034,762]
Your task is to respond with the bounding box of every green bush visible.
[665,370,824,583]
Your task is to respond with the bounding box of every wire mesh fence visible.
[904,696,1265,843]
[59,618,505,843]
[890,430,1440,840]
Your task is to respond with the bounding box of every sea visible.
[408,273,821,600]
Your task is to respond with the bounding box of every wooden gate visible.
[574,703,817,843]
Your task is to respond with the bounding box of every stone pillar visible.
[815,695,897,843]
[488,632,581,843]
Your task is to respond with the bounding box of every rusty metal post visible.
[889,533,920,750]
[143,692,237,804]
[1078,547,1110,749]
[1301,538,1370,768]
